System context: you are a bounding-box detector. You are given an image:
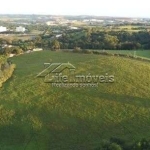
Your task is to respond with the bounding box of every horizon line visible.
[0,14,150,19]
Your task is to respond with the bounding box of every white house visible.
[0,26,7,32]
[16,26,26,32]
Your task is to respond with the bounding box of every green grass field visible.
[100,50,150,59]
[0,51,150,149]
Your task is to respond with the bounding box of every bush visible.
[73,47,82,53]
[0,57,15,87]
[108,143,122,150]
[82,49,93,54]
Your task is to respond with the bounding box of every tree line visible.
[1,28,150,54]
[58,29,150,50]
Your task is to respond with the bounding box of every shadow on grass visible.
[86,90,150,108]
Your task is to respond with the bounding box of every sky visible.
[0,0,150,18]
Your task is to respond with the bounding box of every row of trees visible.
[58,29,150,50]
[36,29,150,50]
[1,28,150,53]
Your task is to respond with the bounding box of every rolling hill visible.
[0,51,150,150]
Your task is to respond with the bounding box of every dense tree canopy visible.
[1,27,150,52]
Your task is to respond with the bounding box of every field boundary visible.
[63,49,150,63]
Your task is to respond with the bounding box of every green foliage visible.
[1,26,150,52]
[132,138,150,150]
[108,143,122,150]
[57,29,150,50]
[50,39,60,50]
[73,46,82,53]
[2,46,23,55]
[0,56,15,87]
[12,47,23,54]
[103,34,119,49]
[95,138,150,150]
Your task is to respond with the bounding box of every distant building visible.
[55,34,62,38]
[0,26,7,32]
[83,19,90,22]
[8,45,13,48]
[16,26,25,32]
[69,26,79,30]
[33,48,43,52]
[9,54,15,58]
[46,21,56,26]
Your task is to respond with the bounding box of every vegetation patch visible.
[0,55,15,87]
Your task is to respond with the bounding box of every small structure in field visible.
[9,54,16,58]
[25,50,32,53]
[33,48,43,52]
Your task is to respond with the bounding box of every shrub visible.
[108,143,122,150]
[73,47,82,53]
[82,49,93,54]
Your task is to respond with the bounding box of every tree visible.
[12,47,23,54]
[51,39,60,50]
[34,36,42,48]
[73,47,81,52]
[3,47,12,55]
[103,34,119,49]
[108,143,122,150]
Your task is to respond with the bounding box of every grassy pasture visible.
[0,51,150,149]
